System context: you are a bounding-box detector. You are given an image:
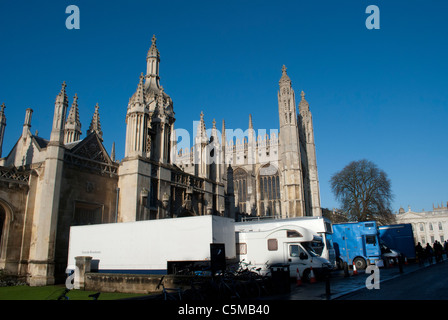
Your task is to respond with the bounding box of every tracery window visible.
[258,164,280,217]
[234,168,248,214]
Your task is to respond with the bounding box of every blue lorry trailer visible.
[378,223,416,260]
[332,221,382,270]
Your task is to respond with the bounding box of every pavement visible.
[263,258,446,300]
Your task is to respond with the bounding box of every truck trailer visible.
[378,223,416,260]
[332,221,382,270]
[66,215,236,275]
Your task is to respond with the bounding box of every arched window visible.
[258,164,280,217]
[234,168,248,214]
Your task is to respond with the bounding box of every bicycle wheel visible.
[245,279,261,298]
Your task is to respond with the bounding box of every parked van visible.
[235,216,336,267]
[236,225,333,281]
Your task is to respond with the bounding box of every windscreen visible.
[302,242,320,257]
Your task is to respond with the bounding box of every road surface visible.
[338,260,448,300]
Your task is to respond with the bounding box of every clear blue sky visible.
[0,0,447,213]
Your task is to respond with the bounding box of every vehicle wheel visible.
[336,258,344,270]
[302,269,311,282]
[353,257,367,270]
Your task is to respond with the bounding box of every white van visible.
[236,225,333,281]
[235,216,336,267]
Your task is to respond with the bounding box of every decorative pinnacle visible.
[61,81,67,91]
[301,91,305,99]
[0,103,5,112]
[152,34,157,45]
[279,65,291,84]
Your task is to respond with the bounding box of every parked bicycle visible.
[155,276,184,301]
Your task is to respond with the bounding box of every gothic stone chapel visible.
[0,36,321,285]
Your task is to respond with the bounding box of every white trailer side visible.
[67,215,235,274]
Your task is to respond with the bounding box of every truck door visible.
[339,227,352,265]
[284,243,308,278]
[364,234,379,260]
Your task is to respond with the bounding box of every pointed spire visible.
[200,111,206,133]
[197,111,207,141]
[299,90,310,113]
[0,103,6,158]
[249,114,253,129]
[50,81,69,143]
[111,142,116,162]
[146,34,162,92]
[279,65,291,85]
[21,108,33,138]
[211,118,219,141]
[87,103,103,140]
[147,34,160,59]
[136,73,145,104]
[128,73,146,113]
[23,108,33,128]
[66,94,81,125]
[64,94,82,143]
[56,81,68,103]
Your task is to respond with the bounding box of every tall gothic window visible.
[0,206,5,256]
[259,164,280,217]
[234,168,248,214]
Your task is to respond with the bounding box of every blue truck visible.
[378,223,416,260]
[332,221,382,270]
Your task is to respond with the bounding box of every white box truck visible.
[236,224,333,281]
[235,217,336,267]
[66,215,236,275]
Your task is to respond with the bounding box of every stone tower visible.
[298,91,321,216]
[28,82,68,285]
[119,35,175,222]
[277,65,306,217]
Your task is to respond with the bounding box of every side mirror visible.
[299,252,308,260]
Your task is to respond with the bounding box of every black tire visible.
[353,257,367,270]
[302,269,311,282]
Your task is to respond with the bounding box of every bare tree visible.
[330,159,395,225]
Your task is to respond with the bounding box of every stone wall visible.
[84,273,196,294]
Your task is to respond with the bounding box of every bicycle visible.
[182,274,207,301]
[155,276,183,301]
